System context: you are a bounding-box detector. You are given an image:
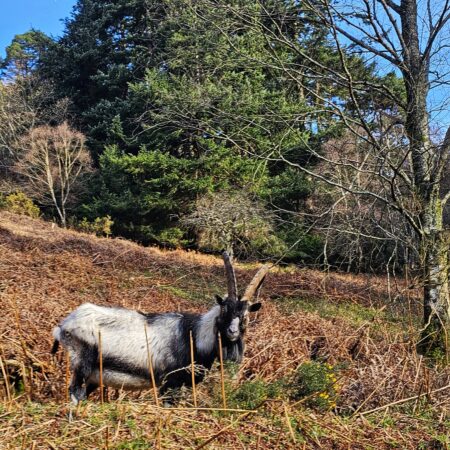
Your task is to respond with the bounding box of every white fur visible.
[56,303,182,372]
[228,317,240,334]
[53,326,61,341]
[87,369,151,391]
[195,305,220,355]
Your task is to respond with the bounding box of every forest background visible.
[2,0,450,353]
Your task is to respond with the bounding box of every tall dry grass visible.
[0,211,448,448]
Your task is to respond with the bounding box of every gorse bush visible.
[288,362,339,411]
[1,192,40,218]
[214,360,342,412]
[226,378,283,410]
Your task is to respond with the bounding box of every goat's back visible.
[54,303,188,373]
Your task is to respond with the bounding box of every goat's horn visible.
[241,264,270,302]
[222,251,238,301]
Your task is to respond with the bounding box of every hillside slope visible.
[0,212,449,449]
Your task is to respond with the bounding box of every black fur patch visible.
[102,356,153,380]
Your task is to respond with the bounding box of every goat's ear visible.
[215,294,225,305]
[249,302,262,312]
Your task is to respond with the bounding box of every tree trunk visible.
[60,209,67,228]
[399,0,449,355]
[418,195,450,355]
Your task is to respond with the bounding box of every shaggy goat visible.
[51,252,269,404]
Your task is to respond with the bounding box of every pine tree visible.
[40,0,167,157]
[40,0,387,257]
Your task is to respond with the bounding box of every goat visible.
[51,252,269,404]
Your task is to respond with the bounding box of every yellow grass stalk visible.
[104,425,109,450]
[143,325,159,407]
[158,406,256,413]
[21,362,30,402]
[0,350,11,403]
[217,332,227,409]
[29,366,34,401]
[283,402,296,443]
[189,330,197,408]
[98,330,104,404]
[156,417,162,450]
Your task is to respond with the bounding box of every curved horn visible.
[241,264,270,302]
[222,251,238,301]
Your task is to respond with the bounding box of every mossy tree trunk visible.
[419,192,450,355]
[400,0,450,355]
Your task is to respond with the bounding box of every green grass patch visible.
[274,296,408,329]
[158,284,212,304]
[116,438,150,449]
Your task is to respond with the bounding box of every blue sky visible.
[1,0,449,130]
[0,0,75,58]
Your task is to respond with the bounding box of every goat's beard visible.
[222,339,244,364]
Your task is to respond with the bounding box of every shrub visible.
[2,192,40,218]
[226,378,283,410]
[76,216,114,237]
[287,361,339,411]
[156,227,188,248]
[182,190,286,258]
[14,123,92,227]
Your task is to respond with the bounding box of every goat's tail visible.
[51,326,61,354]
[51,339,60,354]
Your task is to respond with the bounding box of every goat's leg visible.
[159,375,185,406]
[69,367,86,405]
[159,386,178,406]
[70,372,98,404]
[69,344,98,405]
[86,382,99,398]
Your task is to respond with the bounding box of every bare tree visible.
[188,0,450,354]
[314,128,422,276]
[0,76,69,190]
[14,122,92,227]
[309,131,414,274]
[0,80,38,174]
[182,191,284,258]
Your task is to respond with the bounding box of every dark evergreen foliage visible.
[1,0,396,263]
